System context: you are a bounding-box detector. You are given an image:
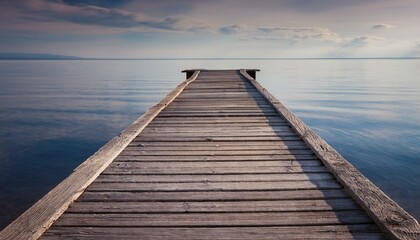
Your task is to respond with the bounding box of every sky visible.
[1,0,420,58]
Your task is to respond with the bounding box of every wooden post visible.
[182,69,205,79]
[245,69,260,80]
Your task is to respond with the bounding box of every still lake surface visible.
[0,59,419,228]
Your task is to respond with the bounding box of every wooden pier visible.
[1,69,419,239]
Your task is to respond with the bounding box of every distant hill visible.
[0,53,84,60]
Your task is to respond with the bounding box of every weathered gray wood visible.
[147,123,290,128]
[162,106,275,110]
[164,105,275,109]
[119,149,313,156]
[79,189,350,202]
[0,72,201,240]
[151,116,287,122]
[135,129,296,137]
[157,112,279,117]
[125,143,309,150]
[110,160,321,168]
[159,110,279,115]
[179,92,262,96]
[134,136,302,142]
[127,141,308,148]
[41,225,384,240]
[86,180,341,191]
[240,69,420,239]
[142,126,292,132]
[95,173,334,182]
[102,165,329,175]
[51,211,373,227]
[66,199,359,213]
[115,154,317,162]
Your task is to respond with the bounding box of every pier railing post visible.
[245,69,260,80]
[182,69,204,79]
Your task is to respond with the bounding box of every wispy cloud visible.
[252,27,341,43]
[219,25,243,35]
[372,24,395,29]
[343,36,386,48]
[15,0,208,32]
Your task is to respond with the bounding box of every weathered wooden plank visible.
[102,165,329,175]
[86,180,341,191]
[164,107,274,111]
[157,113,279,117]
[175,96,266,100]
[128,140,306,146]
[150,119,287,124]
[126,143,309,150]
[148,122,288,126]
[183,89,259,93]
[142,126,292,132]
[240,69,420,239]
[41,225,384,240]
[180,92,261,96]
[51,211,373,227]
[127,140,308,148]
[163,108,276,112]
[168,102,264,105]
[0,72,201,240]
[160,110,279,114]
[95,173,335,182]
[135,131,297,138]
[110,160,321,169]
[133,136,302,142]
[172,99,268,103]
[115,154,317,162]
[151,116,286,121]
[147,123,290,127]
[79,189,350,202]
[119,149,313,156]
[66,199,359,213]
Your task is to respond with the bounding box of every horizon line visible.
[1,57,420,60]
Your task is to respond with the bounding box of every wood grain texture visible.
[95,172,335,182]
[49,211,374,227]
[240,69,420,239]
[114,154,317,162]
[41,225,384,240]
[86,180,341,192]
[78,189,350,202]
[0,72,201,240]
[65,199,360,213]
[101,165,329,175]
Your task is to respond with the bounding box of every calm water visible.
[0,59,419,228]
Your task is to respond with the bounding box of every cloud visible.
[343,36,386,47]
[219,25,243,35]
[372,24,395,29]
[254,27,341,43]
[60,0,132,8]
[17,0,208,32]
[407,40,420,57]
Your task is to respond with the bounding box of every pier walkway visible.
[1,70,418,239]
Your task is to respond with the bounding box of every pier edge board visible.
[240,69,420,240]
[0,71,201,240]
